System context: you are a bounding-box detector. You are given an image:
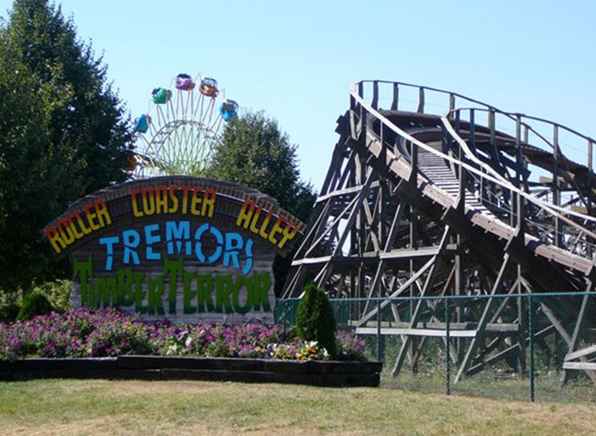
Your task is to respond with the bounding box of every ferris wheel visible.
[131,73,239,177]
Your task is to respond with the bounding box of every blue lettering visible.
[242,238,254,275]
[99,236,119,271]
[122,229,141,266]
[194,223,223,264]
[144,224,161,261]
[165,220,191,256]
[224,232,243,270]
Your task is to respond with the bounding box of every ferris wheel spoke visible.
[190,91,195,121]
[194,94,204,120]
[181,91,187,120]
[156,105,164,128]
[205,99,216,128]
[167,98,176,125]
[134,72,237,178]
[210,114,224,134]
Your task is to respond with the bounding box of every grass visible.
[1,378,596,435]
[382,370,596,404]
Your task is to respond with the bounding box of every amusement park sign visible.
[42,176,304,323]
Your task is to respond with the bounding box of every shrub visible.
[0,289,21,323]
[295,283,337,358]
[0,302,20,323]
[17,292,54,321]
[30,280,71,312]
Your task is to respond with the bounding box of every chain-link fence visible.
[275,292,596,403]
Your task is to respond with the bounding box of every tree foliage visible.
[207,111,317,294]
[0,0,134,292]
[207,111,316,222]
[295,283,337,358]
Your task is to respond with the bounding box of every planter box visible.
[0,356,382,387]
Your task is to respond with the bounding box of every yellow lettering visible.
[131,190,144,218]
[59,221,75,245]
[141,189,155,216]
[278,223,298,249]
[47,228,65,254]
[156,188,168,214]
[85,207,100,230]
[268,218,284,245]
[75,213,91,235]
[190,189,202,215]
[181,187,190,214]
[202,188,216,218]
[69,220,84,240]
[236,201,254,229]
[259,210,272,239]
[95,200,112,226]
[249,207,262,234]
[168,187,179,213]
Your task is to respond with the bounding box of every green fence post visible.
[445,297,451,395]
[528,294,535,402]
[283,300,288,338]
[377,297,382,362]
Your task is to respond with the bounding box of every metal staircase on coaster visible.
[283,80,596,383]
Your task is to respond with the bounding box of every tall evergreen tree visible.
[0,0,134,292]
[207,111,317,294]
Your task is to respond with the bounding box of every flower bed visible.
[0,309,380,386]
[0,308,365,361]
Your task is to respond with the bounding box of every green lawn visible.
[0,379,595,435]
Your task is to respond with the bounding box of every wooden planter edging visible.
[0,356,382,387]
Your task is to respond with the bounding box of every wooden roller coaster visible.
[283,80,596,384]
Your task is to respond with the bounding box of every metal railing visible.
[276,292,596,402]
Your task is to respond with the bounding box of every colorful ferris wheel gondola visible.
[133,114,151,133]
[220,99,239,121]
[131,72,239,178]
[175,73,195,91]
[199,77,219,97]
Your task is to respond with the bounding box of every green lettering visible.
[215,274,234,313]
[164,258,182,314]
[96,276,117,308]
[247,272,272,311]
[231,275,251,315]
[117,268,135,307]
[147,275,165,315]
[196,273,214,312]
[183,270,197,314]
[74,258,93,307]
[134,272,147,313]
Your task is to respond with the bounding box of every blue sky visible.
[2,0,595,190]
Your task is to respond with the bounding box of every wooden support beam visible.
[564,344,596,362]
[561,288,596,385]
[357,327,476,337]
[392,227,451,376]
[357,256,436,325]
[467,326,555,376]
[563,362,596,371]
[454,254,512,383]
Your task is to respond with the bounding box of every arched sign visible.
[42,176,305,323]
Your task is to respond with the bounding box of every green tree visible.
[295,283,337,358]
[0,0,134,293]
[207,111,317,293]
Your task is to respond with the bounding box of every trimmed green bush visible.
[17,292,54,321]
[0,302,20,323]
[295,283,337,358]
[31,280,71,313]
